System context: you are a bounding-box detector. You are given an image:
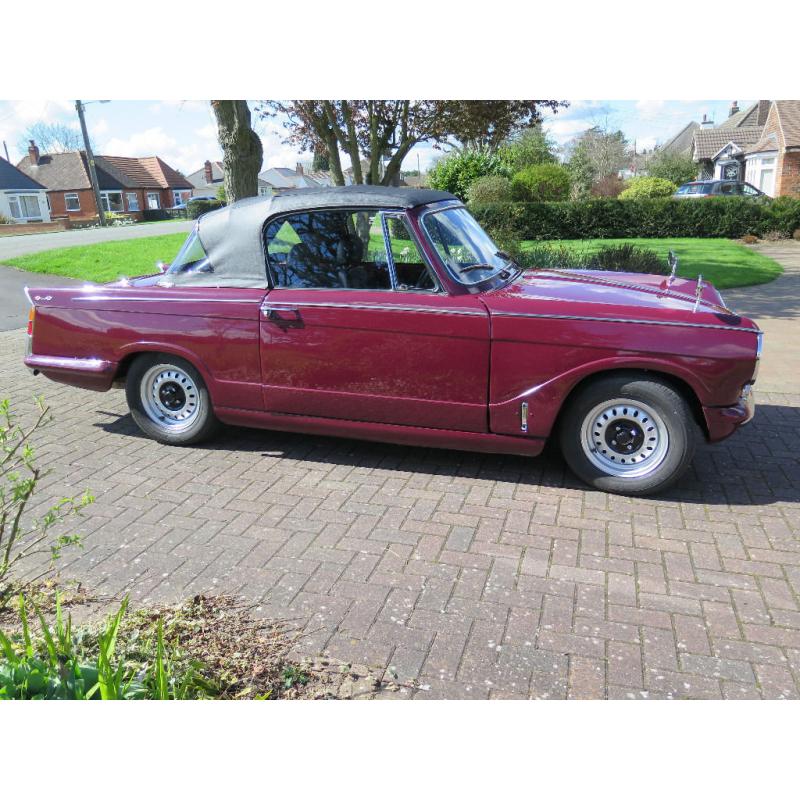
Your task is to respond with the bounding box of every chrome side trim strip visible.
[262,300,485,316]
[72,296,257,303]
[492,310,760,333]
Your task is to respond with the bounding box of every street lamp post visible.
[75,99,108,227]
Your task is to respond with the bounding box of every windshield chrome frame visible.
[418,202,509,289]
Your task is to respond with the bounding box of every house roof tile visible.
[693,127,764,160]
[0,157,46,191]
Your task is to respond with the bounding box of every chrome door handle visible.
[262,304,301,323]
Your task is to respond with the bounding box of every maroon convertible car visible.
[24,186,761,495]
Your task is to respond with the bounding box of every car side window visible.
[742,184,759,196]
[265,209,392,290]
[385,216,438,291]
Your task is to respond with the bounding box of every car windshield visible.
[422,206,510,285]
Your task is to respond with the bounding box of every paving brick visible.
[4,320,800,701]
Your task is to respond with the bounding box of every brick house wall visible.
[777,151,800,197]
[47,188,98,219]
[47,185,189,220]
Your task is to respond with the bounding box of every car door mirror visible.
[156,261,169,273]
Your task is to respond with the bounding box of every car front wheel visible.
[559,375,698,496]
[126,354,219,445]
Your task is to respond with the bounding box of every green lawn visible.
[4,232,783,291]
[520,237,782,290]
[5,233,188,283]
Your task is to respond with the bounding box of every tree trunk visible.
[210,100,263,202]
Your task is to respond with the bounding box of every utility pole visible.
[2,141,9,162]
[75,99,106,227]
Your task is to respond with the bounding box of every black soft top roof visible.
[195,186,460,289]
[264,184,457,211]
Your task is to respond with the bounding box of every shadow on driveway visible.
[94,402,800,507]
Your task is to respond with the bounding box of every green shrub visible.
[619,176,677,199]
[469,197,800,240]
[588,243,665,273]
[427,149,509,201]
[467,175,513,204]
[511,164,571,202]
[517,242,664,274]
[0,213,12,225]
[187,198,224,219]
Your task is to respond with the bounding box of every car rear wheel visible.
[126,354,219,445]
[558,375,698,495]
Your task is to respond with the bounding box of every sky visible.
[0,99,755,176]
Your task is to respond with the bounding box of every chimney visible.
[28,140,40,166]
[204,160,213,184]
[701,113,714,128]
[296,162,304,175]
[729,101,740,117]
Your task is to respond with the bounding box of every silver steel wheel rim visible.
[140,365,201,432]
[580,398,669,479]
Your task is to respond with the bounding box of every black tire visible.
[558,374,698,496]
[125,354,219,445]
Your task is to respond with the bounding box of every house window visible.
[172,190,190,206]
[8,194,43,221]
[146,192,161,210]
[65,193,80,212]
[746,154,778,197]
[100,191,124,213]
[126,192,140,212]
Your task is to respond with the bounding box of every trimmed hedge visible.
[187,199,225,219]
[469,197,800,240]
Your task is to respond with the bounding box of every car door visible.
[260,208,490,432]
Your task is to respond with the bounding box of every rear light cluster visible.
[27,306,35,336]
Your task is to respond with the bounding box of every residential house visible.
[659,121,700,157]
[691,100,770,181]
[743,101,800,198]
[188,160,274,198]
[16,142,193,220]
[0,156,50,224]
[258,163,322,192]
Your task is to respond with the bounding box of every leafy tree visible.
[646,149,698,186]
[18,122,82,155]
[511,163,571,201]
[311,145,330,172]
[566,126,630,196]
[618,176,677,199]
[210,101,263,202]
[500,127,558,172]
[258,101,567,187]
[427,149,509,201]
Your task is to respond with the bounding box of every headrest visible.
[335,234,363,266]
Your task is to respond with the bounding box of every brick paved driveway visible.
[2,243,799,699]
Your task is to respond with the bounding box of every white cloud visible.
[91,118,109,136]
[196,123,217,140]
[634,100,666,118]
[103,127,178,155]
[544,118,592,144]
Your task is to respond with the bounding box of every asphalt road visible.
[0,220,193,331]
[0,219,192,261]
